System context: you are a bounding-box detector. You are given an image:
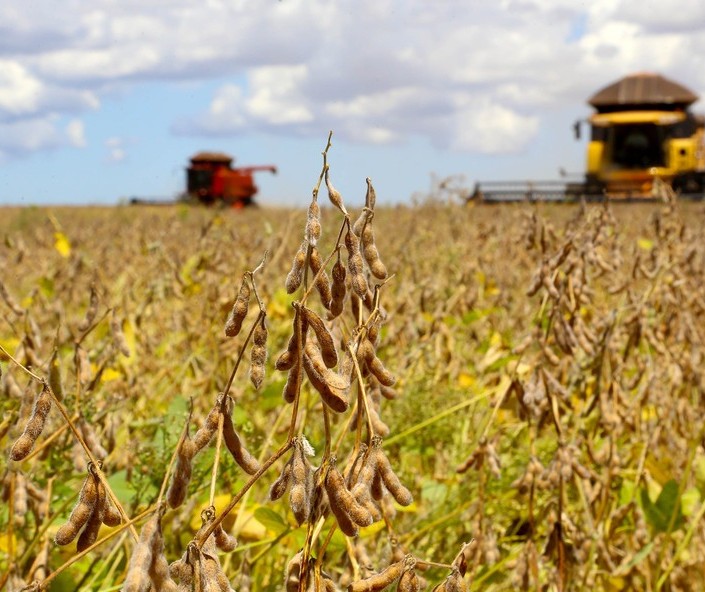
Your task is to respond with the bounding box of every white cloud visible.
[0,61,43,115]
[246,66,313,125]
[3,0,705,160]
[449,102,539,154]
[66,119,86,147]
[0,116,85,158]
[105,137,127,162]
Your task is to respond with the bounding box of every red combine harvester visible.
[185,152,277,207]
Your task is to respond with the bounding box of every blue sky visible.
[2,0,705,207]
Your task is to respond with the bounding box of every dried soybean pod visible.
[360,338,396,387]
[366,354,396,387]
[4,371,22,399]
[48,349,64,401]
[365,177,377,209]
[28,539,49,582]
[345,227,368,298]
[440,570,467,592]
[77,479,106,551]
[352,207,370,238]
[123,507,163,592]
[249,315,268,389]
[306,194,322,247]
[270,459,293,501]
[354,448,379,490]
[10,384,52,462]
[149,541,178,592]
[350,292,363,326]
[111,311,131,357]
[282,361,303,404]
[328,491,359,536]
[370,469,385,501]
[309,247,333,310]
[222,414,260,475]
[322,572,337,592]
[361,217,388,280]
[275,308,308,372]
[275,348,295,372]
[347,559,405,592]
[347,444,368,487]
[303,340,348,395]
[0,279,24,316]
[303,342,349,413]
[329,255,347,319]
[167,438,195,509]
[325,464,373,527]
[55,470,99,545]
[302,306,337,368]
[285,551,305,592]
[397,565,420,592]
[375,445,413,506]
[286,240,308,294]
[213,522,238,552]
[13,473,28,525]
[325,168,348,215]
[350,394,390,438]
[78,283,99,332]
[379,384,398,400]
[75,345,92,385]
[225,276,251,337]
[77,416,108,461]
[351,482,383,523]
[191,402,221,453]
[289,440,312,525]
[102,495,122,527]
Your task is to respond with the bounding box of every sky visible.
[2,0,705,207]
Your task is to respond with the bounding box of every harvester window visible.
[611,124,664,169]
[670,116,696,138]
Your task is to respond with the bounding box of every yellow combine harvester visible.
[472,72,705,201]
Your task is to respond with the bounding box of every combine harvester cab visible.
[186,152,277,207]
[585,72,705,199]
[473,72,705,202]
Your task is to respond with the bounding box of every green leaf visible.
[39,276,55,298]
[640,479,684,533]
[421,480,448,506]
[254,506,288,535]
[108,470,133,507]
[617,541,654,575]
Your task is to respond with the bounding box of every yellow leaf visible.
[54,232,72,258]
[641,404,658,422]
[681,487,701,517]
[0,337,20,353]
[607,576,627,591]
[457,372,475,388]
[121,318,137,365]
[637,237,654,251]
[0,532,17,554]
[101,367,122,382]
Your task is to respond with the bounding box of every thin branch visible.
[196,439,294,549]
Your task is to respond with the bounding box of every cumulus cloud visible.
[66,119,87,148]
[105,137,127,163]
[2,0,705,160]
[0,116,86,159]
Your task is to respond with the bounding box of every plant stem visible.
[197,439,294,548]
[210,408,225,507]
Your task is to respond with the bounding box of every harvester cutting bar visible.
[471,180,585,202]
